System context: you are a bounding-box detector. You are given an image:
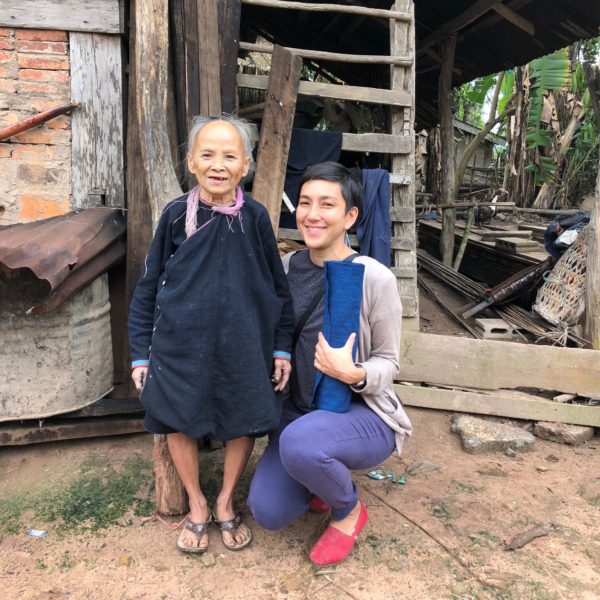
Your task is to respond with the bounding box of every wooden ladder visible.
[239,0,418,324]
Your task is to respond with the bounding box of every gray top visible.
[283,251,413,455]
[287,250,324,411]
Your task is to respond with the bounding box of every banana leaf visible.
[525,48,571,185]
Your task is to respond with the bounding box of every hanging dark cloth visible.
[356,169,392,267]
[280,128,343,229]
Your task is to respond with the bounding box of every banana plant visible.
[525,48,571,185]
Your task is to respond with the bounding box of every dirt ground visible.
[0,405,599,600]
[1,287,598,600]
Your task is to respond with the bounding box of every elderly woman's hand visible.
[131,367,148,395]
[314,332,365,385]
[272,358,292,392]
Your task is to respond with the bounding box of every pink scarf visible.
[185,186,245,238]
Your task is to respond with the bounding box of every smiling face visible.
[187,121,250,205]
[296,179,359,258]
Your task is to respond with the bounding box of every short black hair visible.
[298,162,362,215]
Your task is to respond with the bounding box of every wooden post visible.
[135,0,183,228]
[130,0,187,515]
[197,0,221,116]
[437,33,457,267]
[218,0,242,114]
[252,45,302,234]
[390,0,418,324]
[153,436,189,515]
[585,166,600,349]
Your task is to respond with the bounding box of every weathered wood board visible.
[0,0,123,34]
[0,417,145,446]
[396,385,600,427]
[341,132,411,154]
[399,332,600,397]
[236,74,411,107]
[252,45,302,234]
[70,33,124,208]
[197,0,221,116]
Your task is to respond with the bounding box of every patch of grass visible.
[450,480,482,495]
[0,456,152,534]
[468,529,502,548]
[432,502,453,521]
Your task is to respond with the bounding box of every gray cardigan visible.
[283,252,412,454]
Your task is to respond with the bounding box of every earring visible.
[344,231,351,247]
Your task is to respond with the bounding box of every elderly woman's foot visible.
[178,503,211,553]
[213,499,252,551]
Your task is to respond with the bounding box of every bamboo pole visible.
[239,42,411,66]
[0,102,79,141]
[240,0,411,21]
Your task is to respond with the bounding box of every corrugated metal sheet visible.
[0,207,126,313]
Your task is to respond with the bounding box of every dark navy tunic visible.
[128,193,294,441]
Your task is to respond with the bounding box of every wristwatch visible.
[352,364,367,390]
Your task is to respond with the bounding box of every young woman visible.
[247,162,412,566]
[129,115,293,554]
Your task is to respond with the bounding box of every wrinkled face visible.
[187,121,250,203]
[296,179,358,252]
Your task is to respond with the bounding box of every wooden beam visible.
[236,73,412,107]
[197,0,221,116]
[492,2,535,35]
[218,0,242,114]
[585,165,600,348]
[252,46,302,234]
[0,417,145,447]
[417,0,499,55]
[0,0,122,34]
[341,133,411,154]
[239,42,411,66]
[437,33,457,266]
[240,0,411,21]
[399,332,600,397]
[135,0,183,228]
[396,385,600,427]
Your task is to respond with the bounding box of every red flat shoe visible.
[308,495,330,513]
[309,500,368,566]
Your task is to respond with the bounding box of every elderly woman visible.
[247,162,412,567]
[128,115,294,554]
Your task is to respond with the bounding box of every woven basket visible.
[533,226,589,327]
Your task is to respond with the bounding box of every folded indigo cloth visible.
[314,260,365,413]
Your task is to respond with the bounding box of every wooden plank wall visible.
[391,0,418,326]
[70,33,124,209]
[0,0,124,34]
[399,332,600,397]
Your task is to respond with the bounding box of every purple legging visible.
[247,398,395,529]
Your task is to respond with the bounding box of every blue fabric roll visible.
[313,260,365,413]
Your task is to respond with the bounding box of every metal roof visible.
[0,208,126,314]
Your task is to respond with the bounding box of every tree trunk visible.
[437,33,457,267]
[583,61,600,131]
[585,165,600,349]
[454,73,506,196]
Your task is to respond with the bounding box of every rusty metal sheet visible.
[0,207,126,313]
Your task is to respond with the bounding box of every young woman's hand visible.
[272,358,292,392]
[131,367,148,395]
[314,332,365,385]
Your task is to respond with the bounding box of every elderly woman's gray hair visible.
[187,114,254,158]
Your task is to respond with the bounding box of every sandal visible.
[177,515,211,554]
[212,512,252,551]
